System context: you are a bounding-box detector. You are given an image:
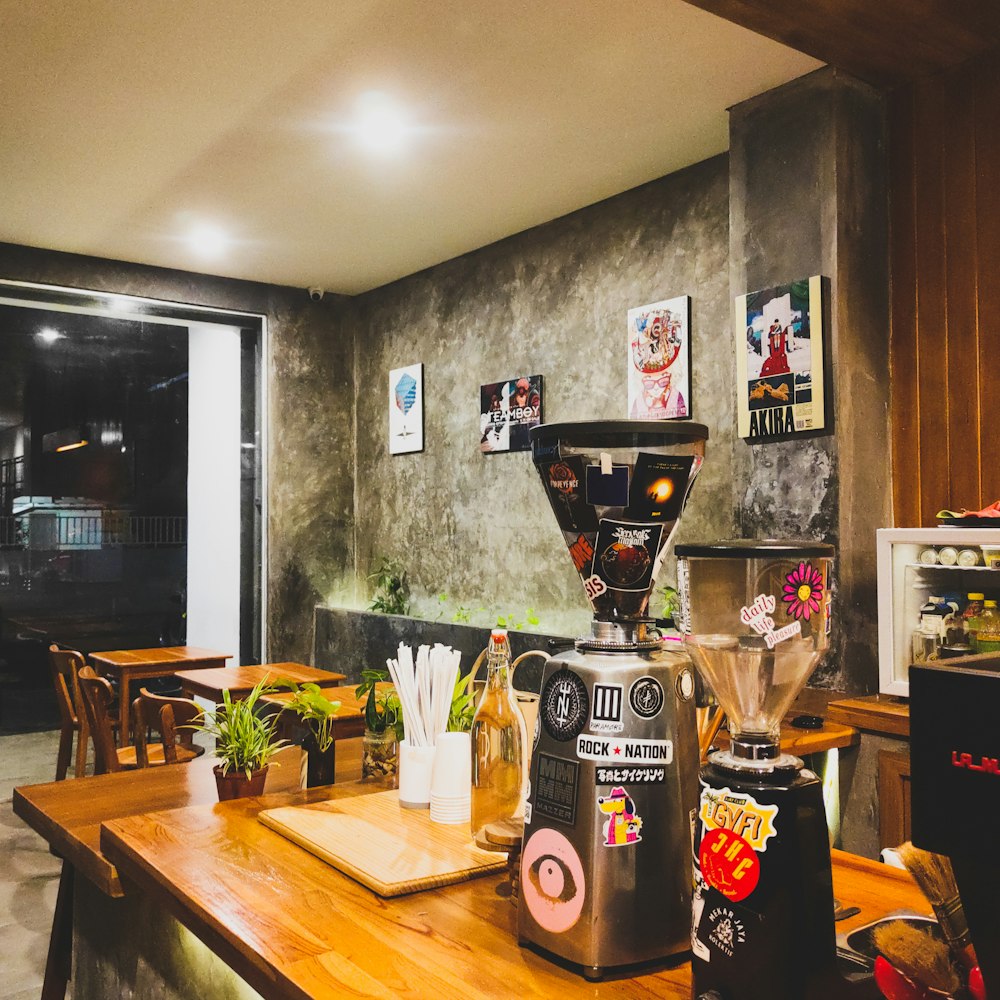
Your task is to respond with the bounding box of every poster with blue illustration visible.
[389,363,423,454]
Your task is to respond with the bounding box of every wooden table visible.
[176,662,346,702]
[90,645,231,743]
[13,744,363,1000]
[15,747,929,1000]
[99,792,930,999]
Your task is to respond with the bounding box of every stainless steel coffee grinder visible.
[678,540,862,1000]
[518,419,708,979]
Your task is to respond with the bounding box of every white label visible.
[576,735,673,763]
[740,593,801,649]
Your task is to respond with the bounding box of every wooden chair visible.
[48,645,90,780]
[133,688,205,767]
[77,666,183,774]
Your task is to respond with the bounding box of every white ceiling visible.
[0,1,821,295]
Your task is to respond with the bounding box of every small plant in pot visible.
[280,681,341,788]
[193,678,288,801]
[355,669,404,779]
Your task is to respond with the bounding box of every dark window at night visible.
[0,305,189,731]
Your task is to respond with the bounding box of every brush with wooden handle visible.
[873,921,959,998]
[897,842,978,973]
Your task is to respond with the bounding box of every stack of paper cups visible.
[430,732,471,824]
[398,739,436,808]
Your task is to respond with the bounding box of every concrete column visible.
[729,68,889,693]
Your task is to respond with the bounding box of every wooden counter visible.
[102,792,926,1000]
[827,693,910,738]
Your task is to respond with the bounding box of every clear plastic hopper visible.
[529,420,708,623]
[675,540,834,769]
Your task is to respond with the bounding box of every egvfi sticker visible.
[700,784,778,852]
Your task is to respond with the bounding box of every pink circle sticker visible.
[521,827,586,934]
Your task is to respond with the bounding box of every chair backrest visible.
[134,688,203,767]
[77,665,122,775]
[48,644,85,729]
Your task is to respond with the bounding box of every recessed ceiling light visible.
[353,91,410,155]
[187,223,229,259]
[37,327,63,343]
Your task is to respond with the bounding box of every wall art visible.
[389,363,423,454]
[736,276,826,439]
[627,296,691,420]
[480,374,542,453]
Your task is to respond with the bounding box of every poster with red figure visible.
[627,296,691,420]
[736,276,826,439]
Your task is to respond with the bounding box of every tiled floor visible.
[0,729,62,1000]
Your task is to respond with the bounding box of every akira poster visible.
[736,276,826,439]
[627,296,691,420]
[480,375,542,453]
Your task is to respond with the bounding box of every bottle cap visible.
[489,628,509,647]
[968,593,985,601]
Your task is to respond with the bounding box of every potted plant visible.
[280,681,341,788]
[193,677,289,801]
[355,669,404,778]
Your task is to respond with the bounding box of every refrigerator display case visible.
[877,527,1000,695]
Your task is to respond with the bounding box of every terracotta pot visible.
[213,763,269,801]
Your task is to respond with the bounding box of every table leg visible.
[118,669,130,747]
[42,860,73,1000]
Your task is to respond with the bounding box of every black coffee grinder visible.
[677,540,873,1000]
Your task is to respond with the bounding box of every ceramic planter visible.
[213,763,269,801]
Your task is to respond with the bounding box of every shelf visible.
[904,562,1000,573]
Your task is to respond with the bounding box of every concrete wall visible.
[346,156,735,640]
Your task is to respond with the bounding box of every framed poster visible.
[627,295,691,420]
[736,276,825,439]
[480,374,542,453]
[389,363,423,454]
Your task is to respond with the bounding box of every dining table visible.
[175,661,346,702]
[12,747,931,1000]
[89,645,231,744]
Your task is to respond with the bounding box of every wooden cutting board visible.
[258,790,508,897]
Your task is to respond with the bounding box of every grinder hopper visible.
[529,419,708,628]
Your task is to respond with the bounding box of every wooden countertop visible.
[101,794,929,1000]
[713,713,858,757]
[827,694,910,738]
[13,742,363,897]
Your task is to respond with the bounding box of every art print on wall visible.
[480,374,542,453]
[627,296,691,420]
[389,363,423,454]
[736,276,825,439]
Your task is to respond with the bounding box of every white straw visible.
[388,642,463,747]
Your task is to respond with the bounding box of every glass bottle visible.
[471,628,525,851]
[976,600,1000,654]
[963,592,985,650]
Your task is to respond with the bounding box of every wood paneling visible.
[679,0,1000,86]
[878,750,912,850]
[890,50,1000,525]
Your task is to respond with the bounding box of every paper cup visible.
[398,739,436,808]
[431,731,471,801]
